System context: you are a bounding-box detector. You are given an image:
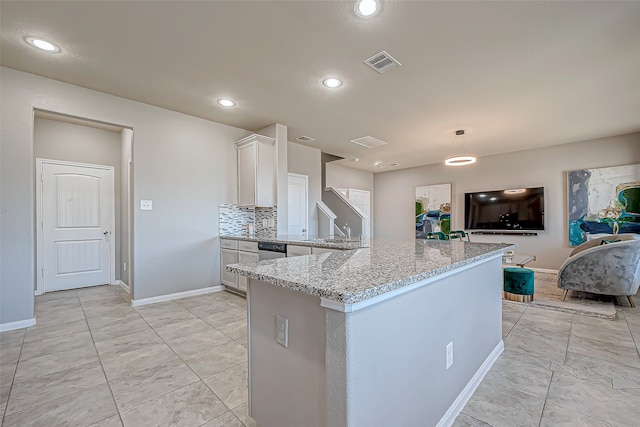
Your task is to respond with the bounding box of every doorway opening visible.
[33,110,133,298]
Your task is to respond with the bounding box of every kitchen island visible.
[228,239,514,427]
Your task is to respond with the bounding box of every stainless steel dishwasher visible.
[258,242,287,260]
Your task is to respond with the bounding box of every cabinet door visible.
[221,249,238,288]
[287,245,312,257]
[237,142,257,207]
[237,251,259,291]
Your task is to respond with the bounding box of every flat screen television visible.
[464,187,545,231]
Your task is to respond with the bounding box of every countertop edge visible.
[228,244,515,305]
[220,234,367,250]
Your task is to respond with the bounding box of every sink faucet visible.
[343,223,351,239]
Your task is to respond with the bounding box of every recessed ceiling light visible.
[322,78,343,88]
[352,158,360,162]
[490,197,498,201]
[25,37,60,53]
[217,98,236,108]
[374,161,384,168]
[355,0,380,17]
[389,162,400,167]
[504,189,526,194]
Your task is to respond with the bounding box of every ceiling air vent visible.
[350,136,389,149]
[296,136,315,143]
[364,50,401,74]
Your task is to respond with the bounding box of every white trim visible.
[321,253,503,313]
[131,286,224,307]
[316,201,337,219]
[531,267,559,274]
[0,318,36,332]
[112,280,130,293]
[436,340,504,427]
[327,187,368,219]
[36,158,116,295]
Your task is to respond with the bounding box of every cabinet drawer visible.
[238,241,259,253]
[220,239,239,250]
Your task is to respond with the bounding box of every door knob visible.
[103,231,109,235]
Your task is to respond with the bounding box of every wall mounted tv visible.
[464,187,545,231]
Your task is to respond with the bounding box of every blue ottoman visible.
[503,267,534,302]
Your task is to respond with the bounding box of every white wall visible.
[374,133,640,269]
[34,117,124,282]
[287,142,322,236]
[259,124,288,235]
[0,67,248,325]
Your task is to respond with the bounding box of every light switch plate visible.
[140,200,153,210]
[276,314,288,348]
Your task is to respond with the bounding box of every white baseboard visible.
[0,317,36,332]
[109,280,130,293]
[532,267,559,274]
[436,340,504,427]
[131,285,224,307]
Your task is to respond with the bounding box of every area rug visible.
[517,270,619,320]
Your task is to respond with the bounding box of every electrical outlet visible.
[446,341,454,369]
[276,314,288,348]
[262,219,268,227]
[140,200,153,210]
[268,218,275,227]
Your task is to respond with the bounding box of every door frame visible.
[287,173,309,235]
[35,158,116,295]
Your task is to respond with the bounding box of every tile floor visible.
[0,285,253,427]
[1,285,639,426]
[454,300,640,427]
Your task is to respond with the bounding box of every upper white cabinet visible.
[236,134,276,208]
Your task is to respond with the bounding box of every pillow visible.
[600,239,622,245]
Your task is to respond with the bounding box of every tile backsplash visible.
[219,204,277,237]
[255,207,277,238]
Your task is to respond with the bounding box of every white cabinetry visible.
[221,238,258,292]
[238,250,259,291]
[287,245,312,257]
[236,134,276,208]
[221,248,239,288]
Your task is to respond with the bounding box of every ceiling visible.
[2,1,639,172]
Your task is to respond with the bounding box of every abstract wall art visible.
[567,164,640,246]
[415,183,451,238]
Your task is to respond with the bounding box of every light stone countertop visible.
[220,233,369,250]
[227,239,515,304]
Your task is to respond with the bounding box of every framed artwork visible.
[415,183,451,238]
[567,164,640,246]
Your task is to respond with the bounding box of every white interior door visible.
[287,173,308,235]
[348,188,371,237]
[39,160,114,292]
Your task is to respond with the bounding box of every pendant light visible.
[444,130,477,166]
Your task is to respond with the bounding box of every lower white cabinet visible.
[221,248,238,288]
[238,250,259,291]
[221,238,259,292]
[287,245,312,257]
